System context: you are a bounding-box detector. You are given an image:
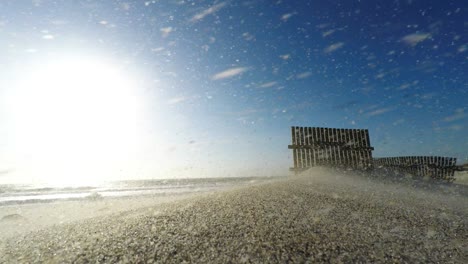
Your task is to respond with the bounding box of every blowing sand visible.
[1,168,467,263]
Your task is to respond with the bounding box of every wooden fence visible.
[373,156,458,181]
[288,126,374,172]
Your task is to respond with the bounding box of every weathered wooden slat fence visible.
[288,126,460,182]
[373,156,458,182]
[288,126,374,172]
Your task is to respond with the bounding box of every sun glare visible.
[6,55,145,186]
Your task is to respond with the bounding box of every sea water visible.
[0,177,276,206]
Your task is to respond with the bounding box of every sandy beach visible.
[1,168,467,263]
[0,193,205,241]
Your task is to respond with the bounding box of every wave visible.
[0,176,278,206]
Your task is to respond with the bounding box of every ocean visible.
[0,177,277,206]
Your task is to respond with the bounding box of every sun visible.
[6,54,146,186]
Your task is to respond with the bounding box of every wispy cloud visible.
[242,32,255,41]
[447,124,463,131]
[281,12,296,22]
[316,23,330,29]
[258,81,277,88]
[458,44,467,53]
[190,2,227,22]
[366,107,394,117]
[444,108,465,122]
[225,108,262,116]
[167,97,187,105]
[322,29,335,37]
[50,19,68,25]
[401,32,431,46]
[151,47,165,53]
[279,54,290,60]
[160,27,173,38]
[296,72,312,79]
[42,34,54,40]
[212,67,248,80]
[324,42,344,53]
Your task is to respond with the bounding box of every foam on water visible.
[0,176,278,206]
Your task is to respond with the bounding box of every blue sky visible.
[0,0,466,183]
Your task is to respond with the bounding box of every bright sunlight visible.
[5,54,145,186]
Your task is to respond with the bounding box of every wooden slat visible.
[304,127,310,168]
[329,128,335,166]
[322,128,328,166]
[357,130,363,168]
[338,129,344,166]
[361,130,367,168]
[351,129,356,167]
[291,127,297,170]
[307,127,313,166]
[318,127,324,166]
[313,127,320,166]
[289,126,377,172]
[303,127,309,168]
[343,129,349,167]
[302,127,307,168]
[295,127,302,169]
[371,156,457,181]
[299,127,307,168]
[331,128,338,167]
[441,157,446,179]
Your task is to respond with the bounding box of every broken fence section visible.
[373,156,458,182]
[288,126,374,172]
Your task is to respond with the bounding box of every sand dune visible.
[1,168,467,263]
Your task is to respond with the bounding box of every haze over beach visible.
[0,0,467,262]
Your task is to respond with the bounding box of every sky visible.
[0,0,466,184]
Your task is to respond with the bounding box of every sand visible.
[455,171,468,186]
[1,168,467,263]
[0,193,204,240]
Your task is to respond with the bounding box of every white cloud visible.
[212,67,248,80]
[447,124,463,131]
[401,32,431,46]
[444,108,465,122]
[167,97,187,105]
[50,20,68,25]
[324,42,344,53]
[32,0,42,7]
[375,73,385,79]
[42,34,54,40]
[458,44,467,53]
[121,2,131,10]
[191,2,227,22]
[322,29,335,37]
[279,54,290,60]
[160,27,173,38]
[316,23,330,29]
[366,107,393,117]
[242,32,254,41]
[296,72,312,79]
[281,13,295,22]
[258,81,277,88]
[151,47,165,53]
